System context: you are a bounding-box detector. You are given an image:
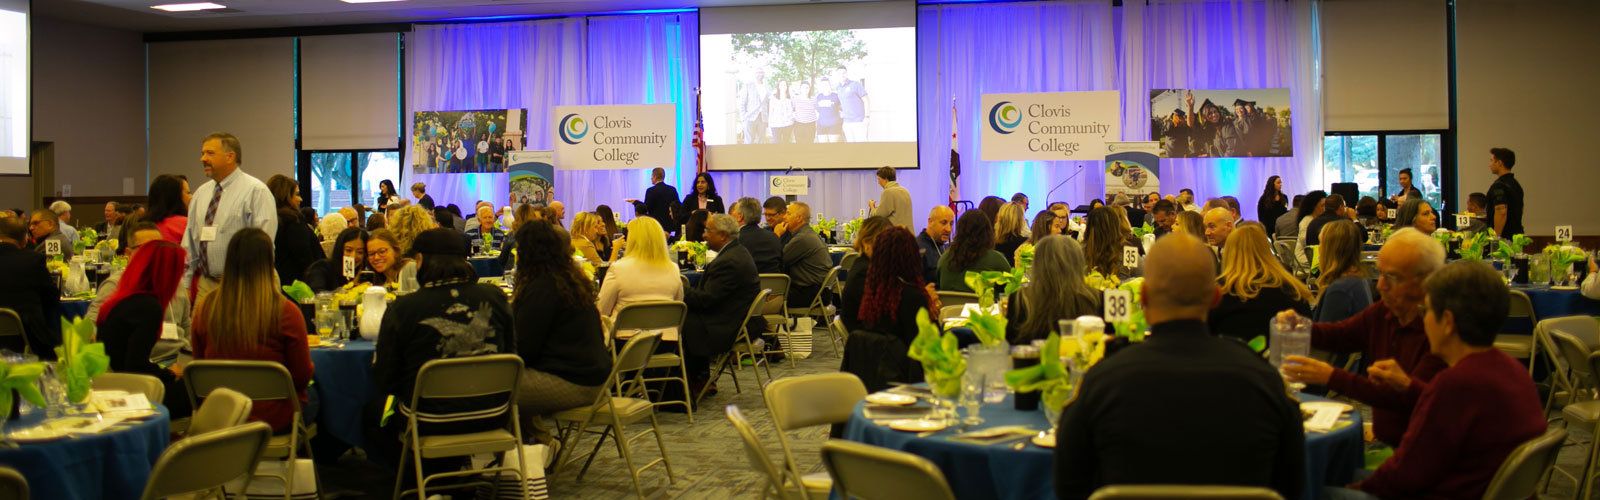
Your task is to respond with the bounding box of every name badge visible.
[200,226,218,242]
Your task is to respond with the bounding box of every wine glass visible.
[959,372,985,426]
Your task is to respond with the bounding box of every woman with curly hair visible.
[936,210,1010,292]
[511,220,611,442]
[842,227,939,392]
[386,204,438,257]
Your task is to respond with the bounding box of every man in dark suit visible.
[0,217,61,358]
[682,213,759,397]
[1055,233,1304,500]
[642,167,679,235]
[732,197,782,274]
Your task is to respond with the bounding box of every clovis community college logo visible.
[988,101,1021,134]
[559,113,588,145]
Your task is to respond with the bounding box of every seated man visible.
[1056,233,1304,500]
[1304,194,1348,246]
[1150,199,1176,238]
[682,214,760,396]
[27,209,75,260]
[0,217,60,357]
[1284,228,1448,446]
[1202,207,1235,248]
[774,201,832,309]
[1327,261,1544,500]
[916,206,954,284]
[732,197,782,274]
[462,205,506,252]
[762,196,789,242]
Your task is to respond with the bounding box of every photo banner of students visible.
[978,91,1120,162]
[507,150,555,207]
[1104,141,1161,201]
[1149,88,1292,158]
[553,104,678,170]
[411,109,527,174]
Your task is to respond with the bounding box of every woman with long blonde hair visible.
[191,227,314,432]
[596,216,683,318]
[993,202,1028,266]
[1209,224,1311,347]
[571,212,614,264]
[387,205,438,256]
[1312,219,1373,323]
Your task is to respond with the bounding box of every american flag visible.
[692,87,708,175]
[949,98,960,211]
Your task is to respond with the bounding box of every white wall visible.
[147,38,295,184]
[1321,0,1448,131]
[1,16,144,210]
[1458,0,1600,236]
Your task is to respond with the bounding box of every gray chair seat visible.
[417,429,519,458]
[1564,400,1600,424]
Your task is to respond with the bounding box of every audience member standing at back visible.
[1485,148,1524,237]
[868,167,913,229]
[1055,232,1304,500]
[642,168,680,235]
[184,132,277,300]
[267,175,324,286]
[777,202,832,308]
[1257,175,1288,238]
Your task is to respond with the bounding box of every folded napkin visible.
[908,309,965,398]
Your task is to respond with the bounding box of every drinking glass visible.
[959,372,985,426]
[1270,313,1312,392]
[1529,255,1549,286]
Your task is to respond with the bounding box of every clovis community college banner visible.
[979,91,1120,162]
[553,104,677,170]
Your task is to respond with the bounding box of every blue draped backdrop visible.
[405,0,1322,230]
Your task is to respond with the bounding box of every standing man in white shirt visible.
[867,166,914,230]
[183,132,278,300]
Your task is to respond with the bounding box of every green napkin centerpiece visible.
[1111,278,1149,342]
[0,359,48,416]
[1457,231,1492,261]
[671,240,708,267]
[908,309,965,398]
[1544,244,1587,273]
[55,316,110,403]
[1492,234,1534,260]
[282,280,315,303]
[1131,222,1155,240]
[961,270,1023,347]
[840,218,864,244]
[1004,333,1081,412]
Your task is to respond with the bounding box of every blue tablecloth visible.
[1501,286,1600,334]
[470,257,504,279]
[830,249,849,266]
[682,271,702,288]
[0,405,172,500]
[309,340,377,449]
[59,299,90,320]
[843,392,1362,500]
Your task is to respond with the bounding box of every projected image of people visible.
[1149,88,1292,159]
[705,27,914,146]
[410,109,526,174]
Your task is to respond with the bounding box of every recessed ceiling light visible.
[150,2,227,11]
[340,0,407,3]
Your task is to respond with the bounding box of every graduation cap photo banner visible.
[1150,88,1292,159]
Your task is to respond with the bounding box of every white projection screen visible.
[0,0,27,175]
[701,1,917,171]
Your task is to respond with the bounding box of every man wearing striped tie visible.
[183,132,279,300]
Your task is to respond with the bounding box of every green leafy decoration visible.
[1544,244,1588,271]
[55,317,110,403]
[840,218,864,244]
[1458,231,1491,261]
[1004,333,1073,410]
[1493,234,1534,260]
[1016,243,1036,274]
[907,309,965,398]
[729,30,868,91]
[0,360,49,414]
[282,280,315,303]
[1110,278,1149,342]
[1247,335,1267,353]
[1131,222,1155,240]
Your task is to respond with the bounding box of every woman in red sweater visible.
[97,240,191,416]
[1326,260,1545,500]
[191,227,315,432]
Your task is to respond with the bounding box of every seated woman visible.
[511,221,613,442]
[682,209,710,243]
[570,212,618,265]
[597,217,683,319]
[1025,210,1060,246]
[368,228,514,468]
[366,229,407,286]
[317,213,347,258]
[1322,261,1544,500]
[267,175,325,286]
[96,240,192,417]
[1209,224,1311,347]
[1312,220,1373,323]
[842,228,940,392]
[191,228,314,432]
[993,203,1029,266]
[936,210,1010,292]
[303,227,370,292]
[1109,205,1146,255]
[1082,207,1137,281]
[838,216,893,332]
[1005,235,1100,344]
[498,204,540,270]
[1395,198,1439,235]
[1172,210,1205,240]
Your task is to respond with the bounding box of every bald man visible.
[917,206,955,283]
[463,205,506,252]
[1055,233,1304,499]
[779,201,833,308]
[550,201,566,223]
[1203,207,1235,247]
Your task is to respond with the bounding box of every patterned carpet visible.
[316,329,1600,499]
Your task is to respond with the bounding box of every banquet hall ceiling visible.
[41,0,887,33]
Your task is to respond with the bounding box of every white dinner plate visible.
[1301,401,1354,414]
[7,425,67,443]
[1553,286,1579,291]
[865,392,917,406]
[888,419,948,432]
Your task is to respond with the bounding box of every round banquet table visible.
[59,299,90,320]
[842,392,1362,500]
[830,249,850,266]
[682,271,703,288]
[309,340,378,449]
[1497,285,1600,335]
[0,405,172,500]
[469,257,504,279]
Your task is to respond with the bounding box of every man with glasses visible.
[1282,227,1447,446]
[26,209,74,260]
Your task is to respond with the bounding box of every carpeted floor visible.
[315,329,1598,499]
